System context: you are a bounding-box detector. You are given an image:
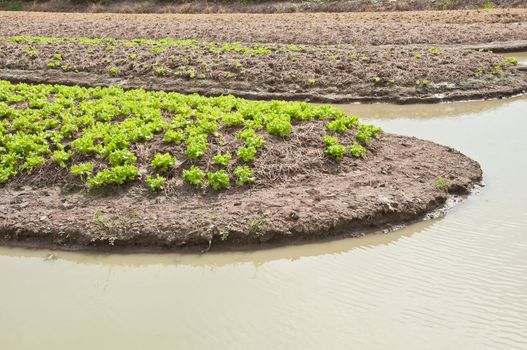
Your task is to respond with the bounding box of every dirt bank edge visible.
[0,134,483,252]
[2,69,526,104]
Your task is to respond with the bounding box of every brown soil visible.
[2,0,526,14]
[0,9,526,46]
[1,40,525,103]
[0,131,482,251]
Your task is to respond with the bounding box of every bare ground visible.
[0,132,482,251]
[0,9,526,46]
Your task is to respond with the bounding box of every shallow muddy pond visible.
[1,96,527,349]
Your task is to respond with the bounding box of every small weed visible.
[428,47,441,56]
[108,66,119,76]
[481,1,495,9]
[286,44,302,52]
[435,176,450,191]
[150,46,165,55]
[416,79,430,88]
[21,48,39,57]
[372,76,382,84]
[493,65,504,76]
[155,66,166,76]
[474,68,485,78]
[250,218,264,236]
[503,57,519,66]
[220,231,229,241]
[187,69,196,79]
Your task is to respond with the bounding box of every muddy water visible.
[1,96,527,349]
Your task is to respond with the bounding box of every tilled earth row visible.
[0,9,526,46]
[1,37,525,103]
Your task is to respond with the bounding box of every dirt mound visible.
[0,133,482,251]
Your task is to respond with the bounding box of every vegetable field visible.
[0,80,381,192]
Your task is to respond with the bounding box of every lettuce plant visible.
[207,170,230,190]
[182,165,205,187]
[151,153,177,173]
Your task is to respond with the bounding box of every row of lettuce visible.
[0,80,381,191]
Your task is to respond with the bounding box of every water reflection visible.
[0,218,439,268]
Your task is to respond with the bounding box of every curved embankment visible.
[0,81,482,251]
[0,36,525,103]
[0,134,482,251]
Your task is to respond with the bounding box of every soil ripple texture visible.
[0,36,525,103]
[0,81,482,251]
[0,9,526,46]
